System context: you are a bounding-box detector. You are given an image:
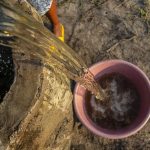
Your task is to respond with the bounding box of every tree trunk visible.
[0,1,73,149]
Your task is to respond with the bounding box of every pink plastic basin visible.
[74,60,150,139]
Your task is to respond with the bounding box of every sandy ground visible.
[55,0,150,149]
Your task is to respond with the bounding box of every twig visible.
[106,35,136,53]
[106,42,119,53]
[121,35,136,42]
[113,0,130,10]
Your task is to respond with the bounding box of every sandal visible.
[58,24,64,42]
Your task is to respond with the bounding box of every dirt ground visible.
[56,0,150,149]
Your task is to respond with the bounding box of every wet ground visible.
[56,0,150,149]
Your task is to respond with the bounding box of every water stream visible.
[0,0,106,100]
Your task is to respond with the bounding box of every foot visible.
[53,23,62,37]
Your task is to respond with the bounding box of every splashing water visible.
[0,0,106,100]
[86,73,140,129]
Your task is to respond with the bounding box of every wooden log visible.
[0,1,73,149]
